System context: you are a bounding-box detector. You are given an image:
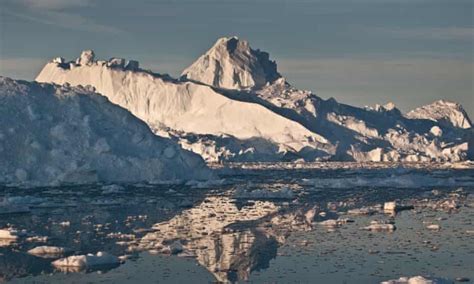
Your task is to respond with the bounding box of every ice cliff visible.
[0,77,211,186]
[36,37,473,163]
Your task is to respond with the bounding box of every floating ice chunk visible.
[381,275,452,284]
[59,221,70,227]
[318,218,353,229]
[384,201,397,212]
[383,201,414,213]
[106,232,135,240]
[28,246,69,258]
[426,224,440,231]
[319,219,340,228]
[304,207,317,223]
[52,251,120,268]
[0,229,20,240]
[362,220,396,231]
[430,126,443,137]
[26,236,49,243]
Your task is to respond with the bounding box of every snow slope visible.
[0,77,211,186]
[35,37,472,163]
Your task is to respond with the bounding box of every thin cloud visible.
[2,0,124,34]
[370,27,474,41]
[13,0,93,11]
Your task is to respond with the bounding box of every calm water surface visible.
[1,166,473,283]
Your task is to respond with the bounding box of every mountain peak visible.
[181,36,281,90]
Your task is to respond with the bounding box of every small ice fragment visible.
[28,246,69,257]
[26,236,49,243]
[384,201,397,212]
[426,224,440,230]
[319,219,340,228]
[59,221,70,227]
[380,275,451,284]
[362,221,396,232]
[52,251,120,268]
[0,229,19,240]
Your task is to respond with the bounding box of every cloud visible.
[11,0,93,11]
[4,9,123,34]
[2,0,123,34]
[370,27,474,41]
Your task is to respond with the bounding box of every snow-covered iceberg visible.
[36,37,473,163]
[0,77,211,186]
[181,36,281,90]
[36,50,334,162]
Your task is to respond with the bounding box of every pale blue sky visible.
[1,0,473,117]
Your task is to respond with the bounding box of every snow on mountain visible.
[406,100,472,129]
[35,37,472,163]
[181,36,281,90]
[0,77,211,186]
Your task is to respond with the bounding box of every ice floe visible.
[52,251,120,269]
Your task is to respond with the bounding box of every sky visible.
[0,0,473,117]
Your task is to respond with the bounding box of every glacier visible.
[0,77,211,186]
[36,37,473,163]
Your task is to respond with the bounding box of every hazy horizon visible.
[1,0,472,117]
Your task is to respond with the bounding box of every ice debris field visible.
[0,166,473,283]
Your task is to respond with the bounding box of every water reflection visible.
[135,196,323,282]
[1,168,473,283]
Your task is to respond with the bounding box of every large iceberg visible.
[36,37,473,163]
[0,77,211,186]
